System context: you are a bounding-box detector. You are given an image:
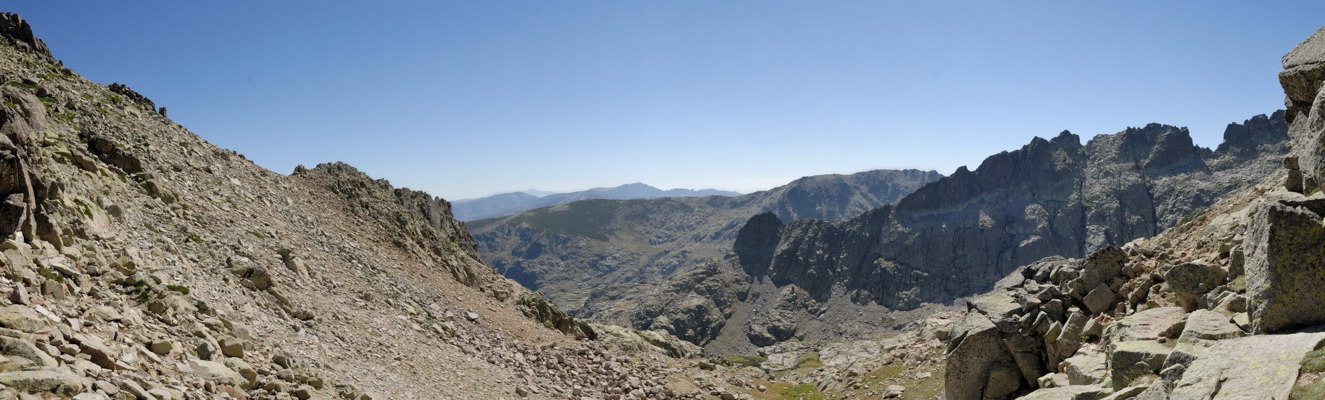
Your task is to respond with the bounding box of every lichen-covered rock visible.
[1063,351,1108,385]
[1245,192,1325,333]
[1178,310,1243,341]
[945,312,1023,400]
[1169,333,1325,399]
[1109,341,1171,389]
[1162,262,1226,309]
[1105,307,1185,342]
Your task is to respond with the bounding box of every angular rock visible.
[1063,351,1107,385]
[1245,195,1325,333]
[1105,307,1185,342]
[1079,246,1127,290]
[0,334,55,367]
[1177,309,1243,341]
[0,305,49,332]
[1170,332,1325,399]
[71,333,118,370]
[1163,262,1226,309]
[945,312,1023,400]
[189,358,247,387]
[1082,284,1116,316]
[219,337,245,358]
[0,369,86,394]
[1018,385,1112,400]
[1109,341,1171,389]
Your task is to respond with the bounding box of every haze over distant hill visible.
[469,169,943,323]
[453,182,740,221]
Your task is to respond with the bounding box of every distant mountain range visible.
[468,169,943,326]
[453,183,741,221]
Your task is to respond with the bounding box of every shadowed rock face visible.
[739,115,1288,311]
[0,13,50,57]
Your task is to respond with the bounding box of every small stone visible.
[8,283,28,305]
[149,340,173,355]
[197,342,217,360]
[884,385,906,398]
[219,337,245,358]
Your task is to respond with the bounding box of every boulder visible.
[1109,341,1170,389]
[1105,307,1185,342]
[1177,309,1243,341]
[1063,351,1108,385]
[1245,195,1325,333]
[0,369,86,394]
[1280,27,1325,123]
[1170,332,1325,399]
[0,305,49,332]
[1082,284,1116,315]
[189,358,247,387]
[1017,385,1112,400]
[1078,246,1127,289]
[1162,262,1226,309]
[0,334,56,367]
[945,312,1023,400]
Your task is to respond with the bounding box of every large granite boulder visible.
[1245,192,1325,333]
[945,312,1024,400]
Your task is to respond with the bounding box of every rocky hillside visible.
[469,169,941,323]
[453,182,741,221]
[0,13,746,400]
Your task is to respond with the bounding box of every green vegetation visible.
[37,268,63,283]
[724,354,767,368]
[1294,381,1325,400]
[1303,349,1325,373]
[2,101,15,109]
[6,80,40,90]
[507,199,622,241]
[751,382,824,400]
[794,351,823,370]
[1231,275,1247,293]
[165,285,190,295]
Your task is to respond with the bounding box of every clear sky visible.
[8,2,1324,200]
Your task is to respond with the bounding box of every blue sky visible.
[8,2,1324,199]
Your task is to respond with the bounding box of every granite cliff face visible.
[738,116,1287,313]
[469,169,941,323]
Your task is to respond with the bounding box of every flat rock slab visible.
[1170,332,1325,399]
[1107,307,1186,342]
[1179,309,1244,341]
[1110,341,1171,389]
[1018,384,1112,400]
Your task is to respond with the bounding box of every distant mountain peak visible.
[453,182,740,221]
